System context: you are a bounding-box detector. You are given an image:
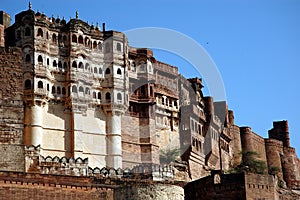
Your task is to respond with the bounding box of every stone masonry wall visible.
[0,171,184,200]
[0,47,24,172]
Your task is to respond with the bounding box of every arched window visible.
[72,61,77,68]
[79,86,84,93]
[25,27,31,36]
[38,55,43,64]
[37,28,43,37]
[105,68,111,75]
[72,85,77,93]
[98,42,102,51]
[99,68,102,74]
[25,54,31,63]
[93,92,96,99]
[52,33,57,43]
[78,62,83,69]
[24,79,31,89]
[117,93,122,101]
[47,58,49,66]
[117,68,121,75]
[116,43,121,51]
[38,81,43,89]
[53,60,57,67]
[97,92,101,100]
[93,41,97,49]
[62,87,66,95]
[63,62,68,69]
[46,32,49,39]
[78,35,83,44]
[72,34,77,43]
[58,61,62,69]
[52,86,56,94]
[85,88,90,95]
[85,63,90,70]
[85,37,89,46]
[94,67,97,73]
[105,92,111,101]
[57,86,61,94]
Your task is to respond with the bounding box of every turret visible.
[268,120,290,147]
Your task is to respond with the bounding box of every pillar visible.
[106,112,122,169]
[24,103,43,146]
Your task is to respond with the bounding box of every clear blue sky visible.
[1,0,299,156]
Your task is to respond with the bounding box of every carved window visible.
[47,84,49,91]
[53,60,57,67]
[72,34,77,43]
[99,68,103,74]
[93,41,97,49]
[46,32,49,39]
[37,28,43,37]
[85,63,90,71]
[58,61,62,69]
[38,81,43,89]
[72,85,77,93]
[52,86,56,94]
[72,61,77,68]
[117,93,122,101]
[117,43,121,51]
[105,68,111,75]
[94,67,97,73]
[93,92,96,99]
[62,87,66,95]
[52,33,57,44]
[38,55,43,64]
[85,88,90,95]
[79,86,84,93]
[25,54,31,63]
[57,86,61,94]
[79,62,84,69]
[117,68,122,75]
[98,42,102,51]
[25,27,31,36]
[105,92,111,101]
[98,92,101,100]
[85,37,89,47]
[47,58,49,66]
[63,62,68,69]
[24,79,32,90]
[78,35,83,44]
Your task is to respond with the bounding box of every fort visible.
[0,5,299,199]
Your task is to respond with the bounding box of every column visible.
[24,103,43,146]
[106,112,122,169]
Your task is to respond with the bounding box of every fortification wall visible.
[229,125,242,167]
[265,138,284,180]
[0,47,24,172]
[240,127,267,163]
[282,147,300,189]
[244,173,277,200]
[0,171,184,200]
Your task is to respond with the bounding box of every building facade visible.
[0,7,300,199]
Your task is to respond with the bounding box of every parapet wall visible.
[0,171,184,200]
